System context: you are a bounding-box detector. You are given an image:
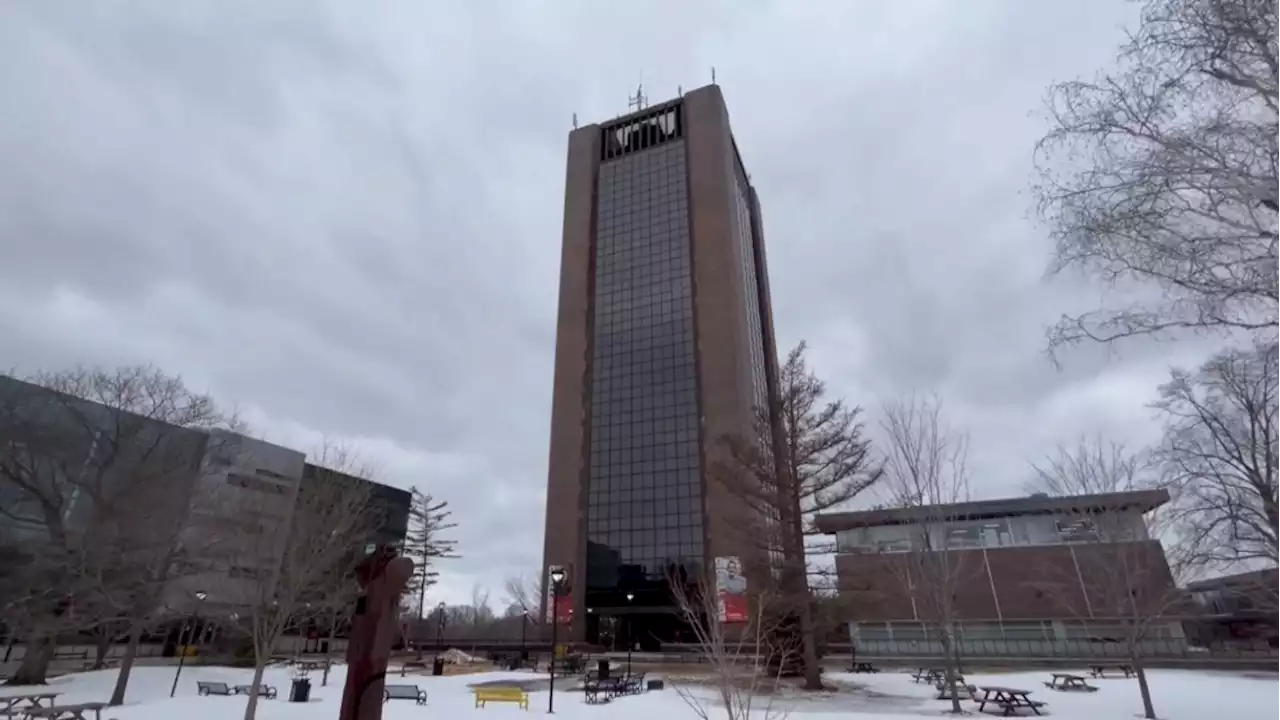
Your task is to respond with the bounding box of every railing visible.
[847,638,1277,660]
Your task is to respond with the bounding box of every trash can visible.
[431,658,445,676]
[289,678,311,703]
[597,659,610,680]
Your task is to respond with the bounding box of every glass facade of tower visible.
[586,136,704,595]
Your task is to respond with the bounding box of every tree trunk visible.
[940,628,963,714]
[797,602,823,690]
[5,634,55,686]
[93,629,111,670]
[242,662,267,720]
[1133,655,1157,719]
[108,622,144,706]
[3,625,18,663]
[321,622,337,687]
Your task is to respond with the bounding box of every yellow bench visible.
[474,686,529,710]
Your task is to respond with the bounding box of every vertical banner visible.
[545,564,573,624]
[715,556,748,623]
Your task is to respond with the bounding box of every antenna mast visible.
[628,83,647,112]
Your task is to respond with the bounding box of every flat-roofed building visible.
[815,490,1189,657]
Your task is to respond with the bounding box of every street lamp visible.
[625,592,634,678]
[170,590,207,698]
[547,567,566,714]
[435,601,446,648]
[521,610,529,660]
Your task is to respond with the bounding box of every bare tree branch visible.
[1153,337,1278,567]
[1034,0,1278,354]
[1031,439,1188,720]
[711,342,881,689]
[877,394,972,714]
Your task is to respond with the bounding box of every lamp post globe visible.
[547,568,566,714]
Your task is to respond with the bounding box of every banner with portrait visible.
[714,556,748,624]
[545,564,573,625]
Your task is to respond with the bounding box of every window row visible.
[593,369,697,388]
[592,391,697,409]
[593,366,697,383]
[598,216,688,233]
[587,511,702,532]
[594,306,692,327]
[596,253,691,273]
[592,327,694,348]
[590,456,699,473]
[594,544,707,567]
[593,347,694,365]
[589,477,701,494]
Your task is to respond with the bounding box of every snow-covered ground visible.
[1,663,1274,719]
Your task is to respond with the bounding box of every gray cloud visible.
[0,0,1220,605]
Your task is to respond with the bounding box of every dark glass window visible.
[586,140,702,591]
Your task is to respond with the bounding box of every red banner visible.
[553,595,573,624]
[719,591,748,624]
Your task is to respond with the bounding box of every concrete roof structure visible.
[813,489,1170,533]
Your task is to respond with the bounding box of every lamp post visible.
[435,601,446,648]
[624,592,634,678]
[547,567,565,714]
[169,590,207,698]
[520,610,528,659]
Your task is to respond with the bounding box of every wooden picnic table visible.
[976,686,1045,716]
[0,692,60,717]
[1045,673,1097,692]
[911,667,945,684]
[23,702,108,720]
[1089,663,1134,678]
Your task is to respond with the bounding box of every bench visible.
[399,660,428,677]
[196,681,233,697]
[52,650,89,661]
[234,684,277,699]
[1089,664,1134,679]
[474,687,528,709]
[384,684,427,705]
[936,683,977,701]
[993,699,1046,716]
[851,662,879,673]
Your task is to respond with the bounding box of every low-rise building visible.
[815,490,1188,657]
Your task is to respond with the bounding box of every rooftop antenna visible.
[628,82,647,112]
[677,84,683,96]
[572,112,578,129]
[711,66,716,84]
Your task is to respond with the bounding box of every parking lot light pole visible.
[547,567,565,714]
[170,590,207,698]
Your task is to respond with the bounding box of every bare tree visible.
[1034,0,1278,353]
[1032,439,1188,720]
[712,342,881,689]
[220,446,380,720]
[0,366,228,689]
[667,569,792,720]
[1154,338,1278,568]
[503,571,544,629]
[878,395,972,713]
[401,488,457,629]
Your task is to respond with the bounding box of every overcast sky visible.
[0,1,1222,607]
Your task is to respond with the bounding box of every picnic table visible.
[1044,673,1097,692]
[1089,663,1134,679]
[850,661,879,673]
[0,692,60,717]
[23,702,108,720]
[911,667,945,684]
[976,687,1045,716]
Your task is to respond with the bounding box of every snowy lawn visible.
[0,664,1274,719]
